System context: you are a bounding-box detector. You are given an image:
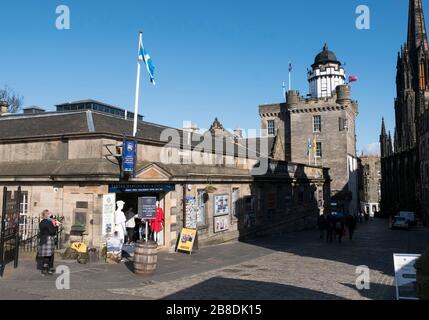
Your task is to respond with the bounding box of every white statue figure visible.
[114,200,127,244]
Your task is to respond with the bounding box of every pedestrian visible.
[125,207,137,244]
[335,217,345,244]
[345,214,357,240]
[317,214,327,240]
[326,214,334,243]
[364,212,369,223]
[38,209,58,276]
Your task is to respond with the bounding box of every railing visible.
[19,217,65,252]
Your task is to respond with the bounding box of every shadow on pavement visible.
[239,218,429,275]
[161,276,346,300]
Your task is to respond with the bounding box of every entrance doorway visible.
[116,192,166,246]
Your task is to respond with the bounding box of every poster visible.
[138,197,157,219]
[185,196,198,229]
[102,194,116,236]
[393,253,421,300]
[214,216,229,233]
[176,228,197,254]
[214,194,229,216]
[106,234,123,264]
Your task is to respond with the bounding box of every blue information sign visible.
[122,140,137,173]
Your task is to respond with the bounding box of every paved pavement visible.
[0,218,428,300]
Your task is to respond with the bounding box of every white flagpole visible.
[283,82,286,102]
[133,32,143,137]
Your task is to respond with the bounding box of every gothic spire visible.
[407,0,429,52]
[381,118,387,136]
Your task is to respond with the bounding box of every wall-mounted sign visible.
[176,228,197,254]
[138,197,157,219]
[122,140,137,174]
[214,194,229,216]
[185,196,198,229]
[393,253,421,300]
[102,194,116,236]
[108,184,175,193]
[214,216,229,233]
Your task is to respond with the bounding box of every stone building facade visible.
[0,107,331,251]
[380,0,429,223]
[259,45,359,216]
[358,155,381,217]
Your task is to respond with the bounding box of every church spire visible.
[407,0,429,52]
[381,117,387,136]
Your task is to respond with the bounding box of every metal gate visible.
[0,187,21,278]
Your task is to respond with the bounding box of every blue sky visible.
[0,0,420,154]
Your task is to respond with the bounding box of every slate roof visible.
[0,110,261,158]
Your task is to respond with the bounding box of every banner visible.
[122,140,137,174]
[176,228,197,254]
[393,253,421,300]
[102,194,116,236]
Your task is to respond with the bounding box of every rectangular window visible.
[19,191,29,226]
[232,188,240,219]
[267,120,276,136]
[339,118,349,131]
[313,115,321,132]
[197,190,207,227]
[316,142,322,158]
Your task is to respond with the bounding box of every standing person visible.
[317,214,327,240]
[38,210,57,276]
[345,214,357,240]
[335,216,345,244]
[326,214,334,243]
[125,207,137,244]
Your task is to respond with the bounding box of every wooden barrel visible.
[133,241,158,275]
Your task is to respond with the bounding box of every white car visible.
[391,216,409,230]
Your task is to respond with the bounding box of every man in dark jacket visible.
[38,210,57,276]
[317,214,327,240]
[345,215,357,240]
[326,214,335,243]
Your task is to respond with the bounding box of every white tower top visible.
[308,44,346,99]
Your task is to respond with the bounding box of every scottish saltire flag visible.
[139,38,156,85]
[349,75,358,83]
[307,138,312,156]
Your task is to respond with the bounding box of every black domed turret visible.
[313,44,340,66]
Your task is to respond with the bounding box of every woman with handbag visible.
[38,210,58,276]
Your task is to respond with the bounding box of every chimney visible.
[0,101,9,115]
[233,128,243,138]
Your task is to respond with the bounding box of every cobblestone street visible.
[1,218,428,300]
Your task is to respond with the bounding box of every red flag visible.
[349,75,358,83]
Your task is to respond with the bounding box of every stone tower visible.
[259,45,359,216]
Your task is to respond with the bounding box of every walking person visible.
[326,214,334,243]
[125,207,137,244]
[38,210,58,276]
[317,214,327,240]
[335,216,345,244]
[345,214,357,240]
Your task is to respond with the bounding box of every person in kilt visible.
[38,210,57,276]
